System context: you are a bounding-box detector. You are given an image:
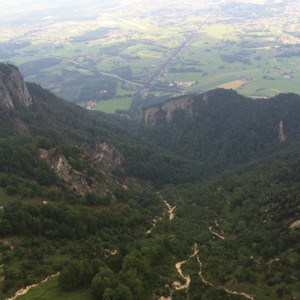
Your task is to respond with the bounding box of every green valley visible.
[0,63,299,299]
[0,0,299,113]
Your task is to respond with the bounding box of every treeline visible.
[0,200,148,240]
[19,57,61,77]
[220,51,252,64]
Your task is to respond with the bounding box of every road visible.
[41,54,145,87]
[145,14,212,88]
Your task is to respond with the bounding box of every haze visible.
[0,0,299,113]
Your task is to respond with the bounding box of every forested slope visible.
[0,63,299,300]
[136,89,300,174]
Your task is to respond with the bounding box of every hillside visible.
[0,63,299,300]
[136,89,300,174]
[0,63,202,189]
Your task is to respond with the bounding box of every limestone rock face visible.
[138,95,195,127]
[0,63,32,109]
[92,142,123,172]
[39,148,92,196]
[38,147,117,196]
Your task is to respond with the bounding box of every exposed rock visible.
[161,96,195,122]
[279,120,287,142]
[290,220,300,229]
[92,142,123,172]
[0,63,32,109]
[138,95,195,127]
[140,106,161,127]
[39,148,91,196]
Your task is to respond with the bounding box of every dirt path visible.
[173,244,199,290]
[159,244,198,300]
[163,200,176,220]
[103,249,118,257]
[146,217,162,235]
[158,199,254,300]
[196,253,255,300]
[160,241,255,300]
[6,273,59,300]
[267,258,280,264]
[146,194,175,236]
[208,226,225,240]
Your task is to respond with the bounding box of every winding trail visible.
[163,200,176,220]
[157,195,254,300]
[173,244,199,291]
[145,217,162,235]
[158,197,255,300]
[196,251,255,300]
[146,193,173,236]
[159,244,198,300]
[6,273,59,300]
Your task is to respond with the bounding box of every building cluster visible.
[86,100,96,110]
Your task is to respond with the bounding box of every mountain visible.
[0,63,202,190]
[136,88,300,174]
[0,63,299,300]
[0,64,32,110]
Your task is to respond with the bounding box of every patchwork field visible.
[218,80,247,90]
[0,0,299,113]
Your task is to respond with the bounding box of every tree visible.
[113,284,133,300]
[91,275,112,299]
[102,288,115,300]
[58,260,83,290]
[91,266,114,299]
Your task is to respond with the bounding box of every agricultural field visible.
[0,0,299,113]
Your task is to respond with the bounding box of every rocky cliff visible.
[138,95,195,127]
[0,63,32,109]
[135,89,300,172]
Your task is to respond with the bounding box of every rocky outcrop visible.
[290,220,300,229]
[279,120,287,142]
[92,142,123,172]
[39,148,92,196]
[38,146,118,196]
[0,63,32,109]
[161,96,195,122]
[138,95,195,127]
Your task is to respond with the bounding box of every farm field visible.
[0,0,299,113]
[96,97,133,114]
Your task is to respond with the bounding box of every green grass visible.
[17,278,94,300]
[204,24,236,39]
[96,97,133,113]
[116,83,135,96]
